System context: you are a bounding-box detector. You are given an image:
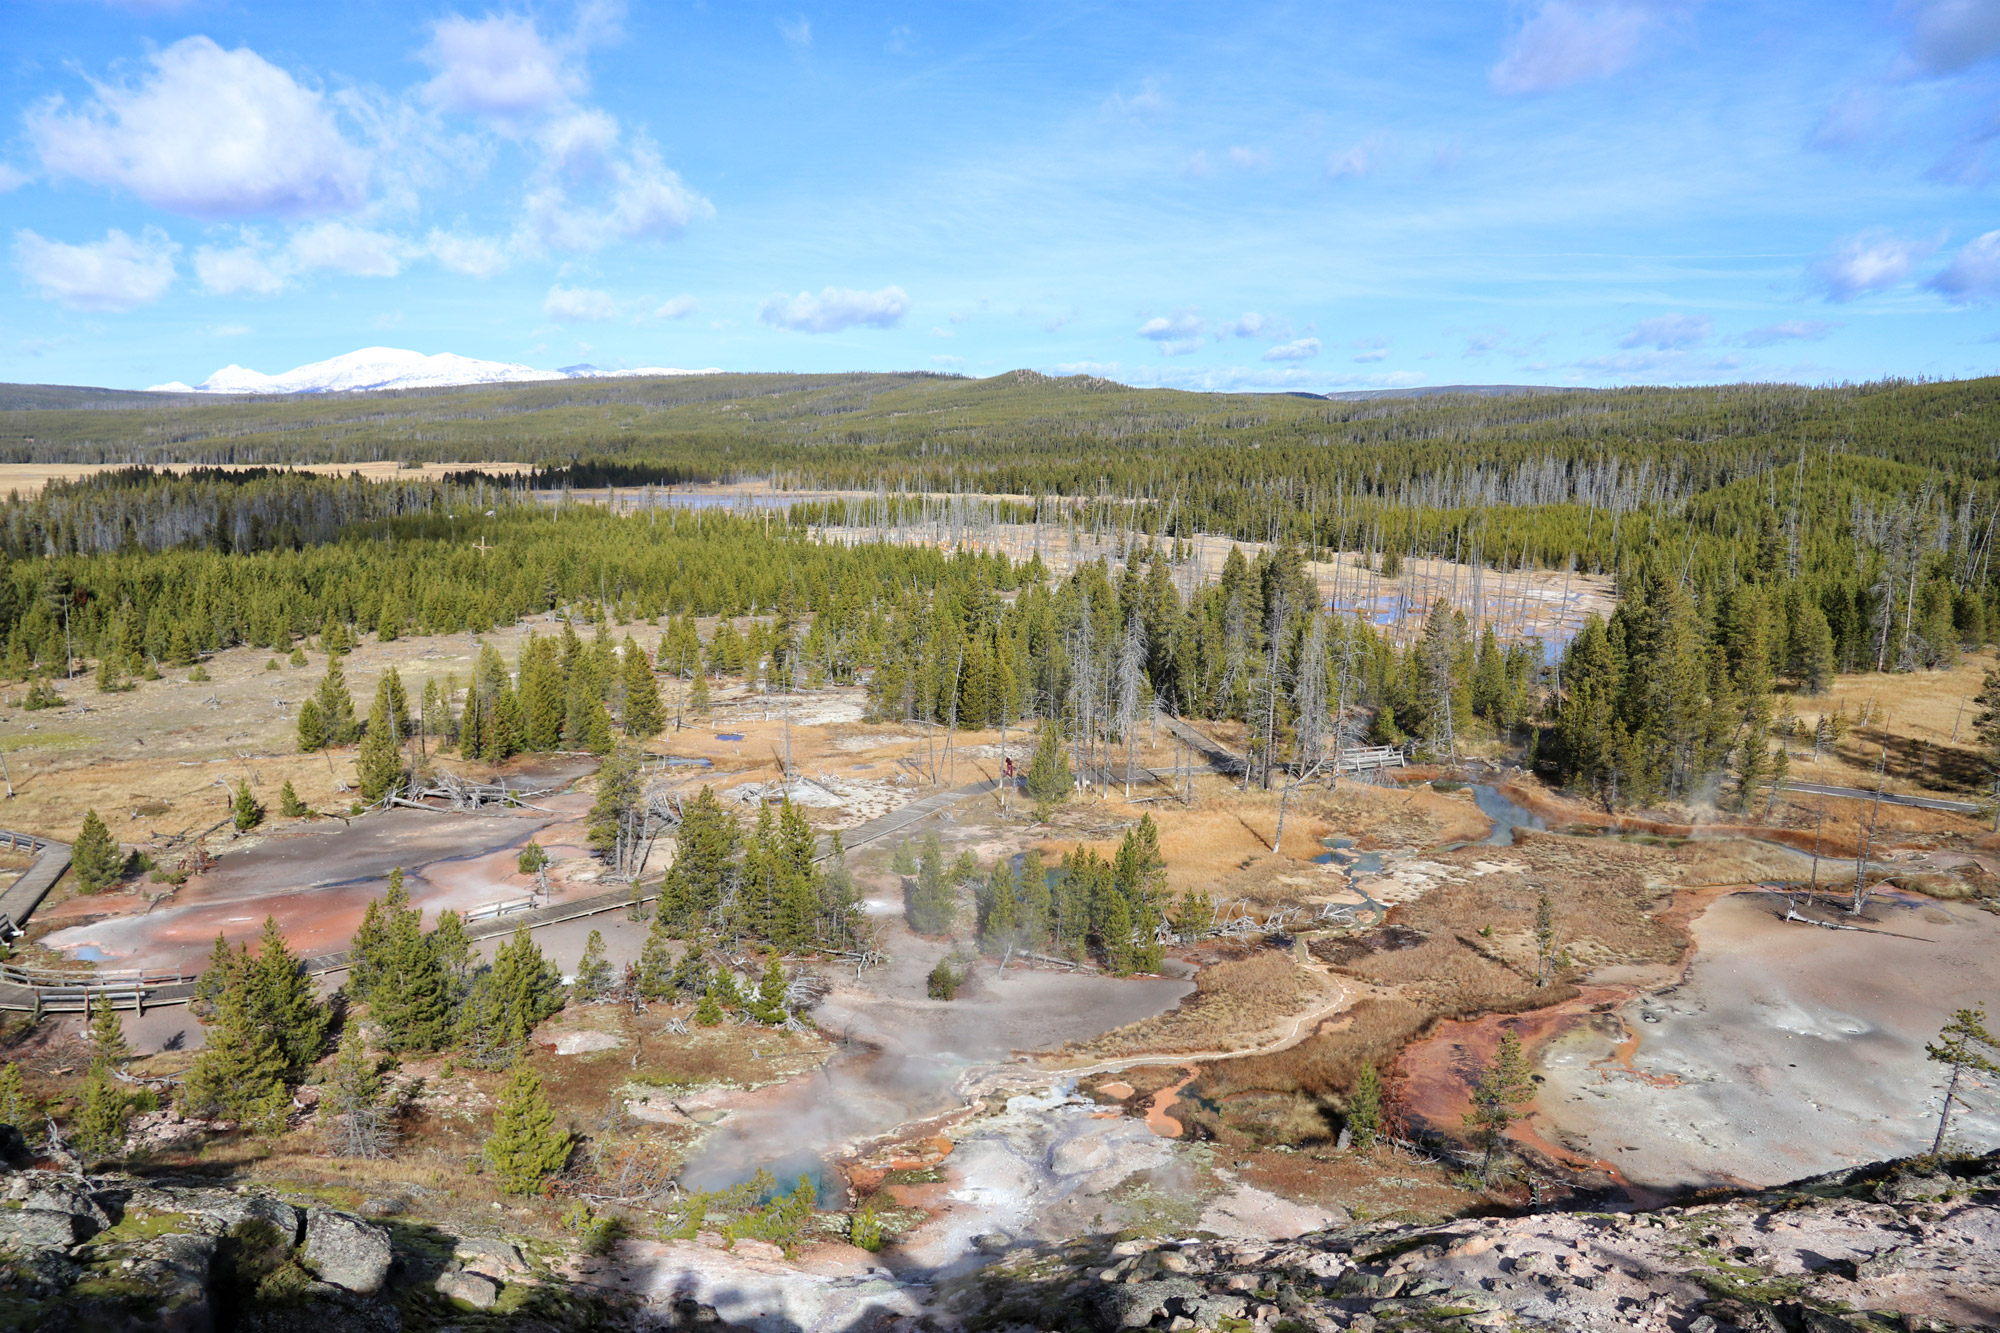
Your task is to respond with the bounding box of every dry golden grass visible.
[1177,833,1682,1147]
[1058,949,1337,1060]
[1782,648,1998,799]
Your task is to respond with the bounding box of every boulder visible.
[1092,1277,1205,1329]
[0,1207,89,1251]
[24,1179,115,1230]
[437,1268,501,1308]
[454,1236,527,1279]
[302,1207,393,1294]
[203,1193,303,1244]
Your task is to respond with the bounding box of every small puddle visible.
[1469,783,1545,846]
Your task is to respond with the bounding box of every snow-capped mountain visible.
[146,347,720,395]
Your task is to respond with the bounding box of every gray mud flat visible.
[1539,889,2000,1188]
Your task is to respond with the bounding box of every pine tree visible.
[0,1061,31,1130]
[295,697,327,752]
[72,809,123,893]
[277,779,308,818]
[751,953,789,1025]
[587,743,643,871]
[574,929,613,1001]
[519,634,566,751]
[622,635,666,738]
[488,921,564,1044]
[906,830,955,935]
[87,997,130,1069]
[347,867,410,1000]
[232,779,264,832]
[314,659,358,745]
[182,964,292,1133]
[430,909,475,1009]
[1347,1064,1382,1150]
[73,1066,131,1159]
[324,1025,393,1159]
[248,915,328,1078]
[356,674,409,803]
[485,1067,571,1194]
[1464,1029,1535,1182]
[1023,720,1073,817]
[1926,1005,2000,1155]
[694,985,724,1026]
[1973,667,2000,829]
[1533,891,1558,987]
[637,911,677,999]
[365,880,452,1053]
[980,860,1019,952]
[689,671,711,716]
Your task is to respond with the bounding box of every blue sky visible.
[4,0,2000,392]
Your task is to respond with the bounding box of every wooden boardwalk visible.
[0,829,70,940]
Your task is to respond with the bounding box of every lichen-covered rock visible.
[0,1206,91,1250]
[454,1235,526,1279]
[437,1267,501,1308]
[24,1178,116,1229]
[1091,1277,1205,1329]
[301,1207,393,1294]
[202,1192,303,1244]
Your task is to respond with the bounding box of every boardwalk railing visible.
[0,962,191,1015]
[465,896,536,922]
[1334,745,1407,773]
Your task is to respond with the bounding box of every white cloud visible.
[537,109,621,173]
[1573,350,1744,375]
[288,221,407,277]
[1104,79,1169,118]
[14,226,177,311]
[1899,0,2000,76]
[210,323,252,336]
[522,137,711,251]
[779,16,813,50]
[1490,1,1676,95]
[760,285,909,333]
[654,294,698,319]
[421,13,583,122]
[1103,364,1424,392]
[27,36,370,219]
[1137,312,1203,340]
[1353,348,1389,363]
[1740,320,1837,346]
[1810,229,1936,300]
[427,230,511,278]
[0,165,28,193]
[1227,145,1269,169]
[1185,150,1211,177]
[1221,312,1267,338]
[1930,230,2000,301]
[194,240,286,295]
[545,285,620,321]
[1327,142,1376,178]
[1137,311,1204,356]
[1617,312,1711,349]
[1264,337,1321,362]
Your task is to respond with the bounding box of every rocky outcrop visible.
[943,1151,2000,1333]
[0,1170,604,1331]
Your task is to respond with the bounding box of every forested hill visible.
[7,370,1999,501]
